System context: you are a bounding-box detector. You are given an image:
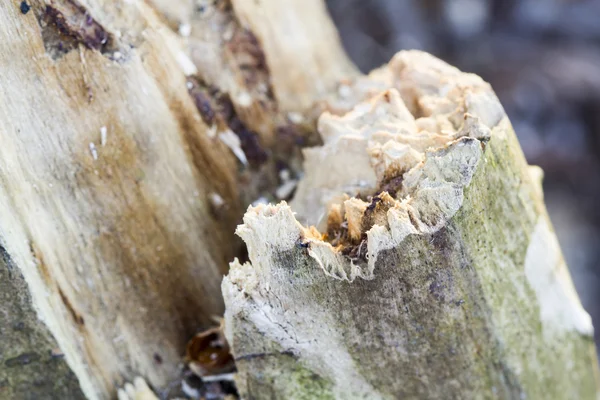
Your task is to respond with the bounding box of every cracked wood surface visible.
[0,0,353,398]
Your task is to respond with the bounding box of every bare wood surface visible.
[0,0,353,398]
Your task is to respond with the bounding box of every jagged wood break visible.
[223,51,600,399]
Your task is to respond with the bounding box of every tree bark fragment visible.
[223,51,600,400]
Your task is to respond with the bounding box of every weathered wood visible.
[0,0,353,398]
[223,51,600,399]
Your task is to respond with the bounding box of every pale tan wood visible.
[6,1,593,399]
[0,1,241,398]
[230,0,358,113]
[0,0,354,399]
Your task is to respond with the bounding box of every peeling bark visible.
[223,51,600,399]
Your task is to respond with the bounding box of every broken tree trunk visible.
[0,0,353,399]
[223,51,600,399]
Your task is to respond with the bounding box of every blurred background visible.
[326,0,600,347]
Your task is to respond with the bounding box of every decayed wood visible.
[0,0,353,398]
[223,51,600,399]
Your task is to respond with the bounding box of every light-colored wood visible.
[223,51,600,399]
[4,0,596,398]
[0,0,353,398]
[230,0,358,113]
[0,1,240,398]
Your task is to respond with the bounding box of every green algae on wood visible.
[0,245,85,400]
[222,51,600,399]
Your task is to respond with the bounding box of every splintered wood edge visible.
[233,50,502,283]
[222,50,597,399]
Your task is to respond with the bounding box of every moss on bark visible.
[0,244,84,400]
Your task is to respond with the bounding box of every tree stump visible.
[223,51,600,400]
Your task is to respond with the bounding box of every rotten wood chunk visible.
[186,323,235,378]
[44,0,112,52]
[217,94,269,167]
[223,50,600,400]
[226,27,274,99]
[187,77,268,168]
